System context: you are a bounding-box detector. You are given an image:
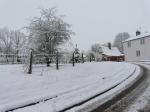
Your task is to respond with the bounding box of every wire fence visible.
[0,54,27,64]
[0,52,92,74]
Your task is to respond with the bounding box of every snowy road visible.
[0,62,140,112]
[101,62,150,112]
[121,62,150,112]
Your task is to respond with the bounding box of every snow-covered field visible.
[0,62,140,112]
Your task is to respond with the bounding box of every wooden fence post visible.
[73,52,75,67]
[56,52,59,70]
[28,51,33,74]
[90,55,91,62]
[82,53,84,63]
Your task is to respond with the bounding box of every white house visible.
[123,32,150,61]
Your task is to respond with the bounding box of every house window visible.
[140,38,145,45]
[127,41,131,47]
[136,50,141,57]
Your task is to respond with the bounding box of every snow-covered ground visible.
[0,62,140,112]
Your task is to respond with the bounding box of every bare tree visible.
[11,30,27,61]
[0,28,27,56]
[0,27,13,54]
[90,43,102,61]
[91,43,102,54]
[113,32,130,53]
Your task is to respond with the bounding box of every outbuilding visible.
[101,46,124,61]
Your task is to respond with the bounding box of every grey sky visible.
[0,0,150,50]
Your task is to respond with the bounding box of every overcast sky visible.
[0,0,150,50]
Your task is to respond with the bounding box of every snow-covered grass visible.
[0,62,140,112]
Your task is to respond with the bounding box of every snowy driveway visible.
[0,62,139,112]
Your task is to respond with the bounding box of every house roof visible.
[124,33,150,42]
[101,46,124,57]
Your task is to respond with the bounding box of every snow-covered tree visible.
[26,8,74,55]
[113,32,130,53]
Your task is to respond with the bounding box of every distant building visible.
[101,45,124,61]
[123,31,150,61]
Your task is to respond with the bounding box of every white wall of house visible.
[123,36,150,61]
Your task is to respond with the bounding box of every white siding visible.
[123,36,150,61]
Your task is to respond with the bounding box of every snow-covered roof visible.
[124,33,150,42]
[101,46,124,57]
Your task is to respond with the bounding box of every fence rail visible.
[0,54,27,64]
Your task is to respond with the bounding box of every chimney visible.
[108,42,111,50]
[136,30,141,36]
